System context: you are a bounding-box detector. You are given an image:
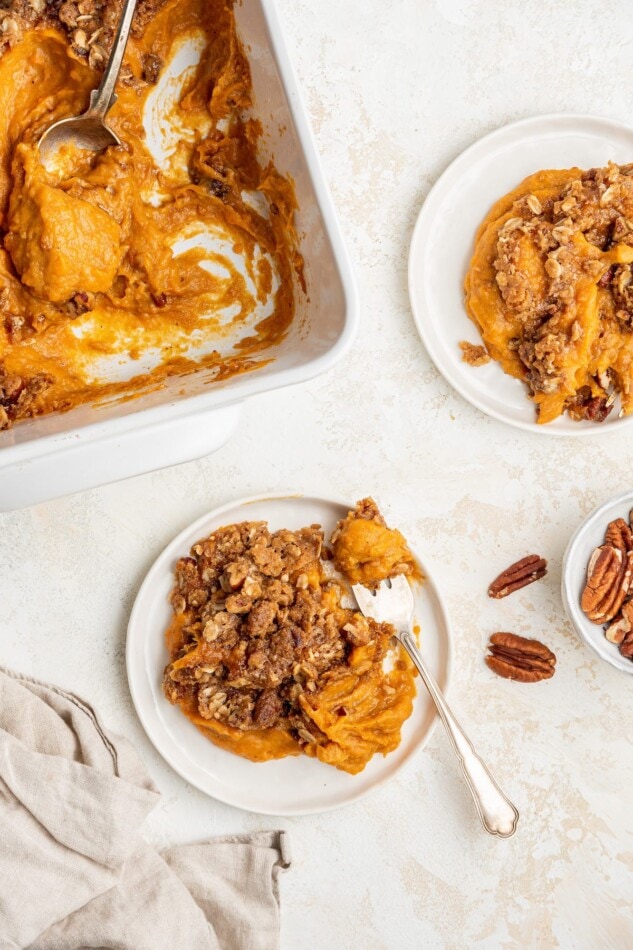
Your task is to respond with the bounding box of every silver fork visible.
[353,576,519,838]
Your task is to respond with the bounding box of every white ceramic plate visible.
[408,113,633,436]
[562,491,633,674]
[127,494,452,815]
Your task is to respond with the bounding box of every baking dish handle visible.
[0,402,241,510]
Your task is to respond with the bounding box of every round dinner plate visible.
[127,494,452,815]
[562,491,633,675]
[408,113,633,436]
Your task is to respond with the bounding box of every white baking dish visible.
[0,0,358,511]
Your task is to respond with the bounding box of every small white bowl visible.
[562,492,633,675]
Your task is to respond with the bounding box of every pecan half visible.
[581,545,633,623]
[485,632,556,682]
[604,518,633,557]
[488,555,548,599]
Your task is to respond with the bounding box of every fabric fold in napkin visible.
[0,668,290,950]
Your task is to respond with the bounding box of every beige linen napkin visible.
[0,668,291,950]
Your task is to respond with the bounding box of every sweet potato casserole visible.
[163,499,419,775]
[465,163,633,424]
[0,0,300,430]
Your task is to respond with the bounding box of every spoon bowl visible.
[38,92,122,166]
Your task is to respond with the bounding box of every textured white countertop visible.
[2,0,633,946]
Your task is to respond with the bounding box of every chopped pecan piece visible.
[598,265,616,287]
[253,689,283,728]
[612,264,633,327]
[567,388,614,423]
[581,545,633,623]
[142,52,163,83]
[0,363,54,429]
[66,291,94,317]
[620,632,633,659]
[488,555,548,599]
[485,632,556,682]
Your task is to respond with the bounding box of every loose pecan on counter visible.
[485,633,556,682]
[488,555,548,599]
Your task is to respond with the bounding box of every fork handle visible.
[397,630,519,838]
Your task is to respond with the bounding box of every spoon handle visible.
[397,630,519,838]
[89,0,139,116]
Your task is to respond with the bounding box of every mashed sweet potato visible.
[331,497,419,588]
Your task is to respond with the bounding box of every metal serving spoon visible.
[353,575,519,838]
[38,0,138,164]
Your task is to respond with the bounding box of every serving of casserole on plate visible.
[465,161,633,426]
[127,495,451,815]
[408,113,633,435]
[0,0,357,508]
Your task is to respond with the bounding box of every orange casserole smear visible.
[163,499,419,775]
[0,0,300,428]
[464,164,633,424]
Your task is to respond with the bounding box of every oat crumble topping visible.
[459,340,491,367]
[0,0,167,65]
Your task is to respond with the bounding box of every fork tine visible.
[388,574,415,601]
[351,575,414,627]
[351,582,376,617]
